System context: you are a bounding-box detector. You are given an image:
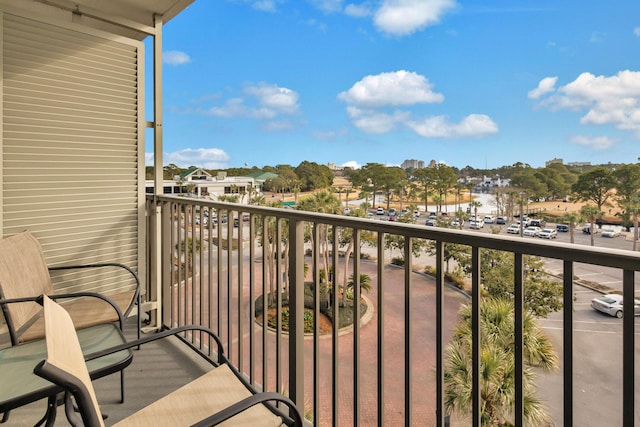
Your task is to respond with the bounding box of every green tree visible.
[431,163,458,213]
[580,204,603,247]
[571,166,614,211]
[410,167,436,213]
[444,298,558,426]
[560,211,581,244]
[297,191,341,288]
[612,164,640,231]
[457,249,563,317]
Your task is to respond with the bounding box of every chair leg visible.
[33,394,57,427]
[120,370,125,403]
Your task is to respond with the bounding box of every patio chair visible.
[35,295,304,427]
[0,231,140,423]
[0,295,133,425]
[0,231,141,346]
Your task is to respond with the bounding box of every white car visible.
[506,224,521,234]
[413,210,421,218]
[388,208,397,217]
[483,215,495,224]
[538,228,557,239]
[376,207,385,215]
[591,294,640,318]
[601,229,621,238]
[451,219,464,227]
[469,220,484,229]
[343,207,351,215]
[523,226,542,237]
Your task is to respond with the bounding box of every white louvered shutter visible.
[1,10,145,296]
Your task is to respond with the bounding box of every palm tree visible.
[469,200,482,220]
[297,191,341,288]
[580,204,603,246]
[444,298,558,426]
[623,193,640,251]
[560,211,581,244]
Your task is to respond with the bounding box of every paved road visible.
[536,283,640,426]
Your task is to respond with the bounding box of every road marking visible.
[576,273,602,277]
[599,280,621,285]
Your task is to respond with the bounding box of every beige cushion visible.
[113,364,282,427]
[18,290,135,342]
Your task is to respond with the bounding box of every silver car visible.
[591,294,640,318]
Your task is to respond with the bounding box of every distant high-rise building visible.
[401,159,424,170]
[545,158,563,167]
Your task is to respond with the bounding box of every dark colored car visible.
[556,224,569,232]
[529,219,546,228]
[496,216,508,224]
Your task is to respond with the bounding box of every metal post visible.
[288,219,304,415]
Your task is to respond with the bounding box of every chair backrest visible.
[0,231,54,334]
[35,295,105,427]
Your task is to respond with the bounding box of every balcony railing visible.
[146,195,640,426]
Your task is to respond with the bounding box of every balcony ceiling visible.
[7,0,195,39]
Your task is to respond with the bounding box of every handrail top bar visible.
[152,195,640,271]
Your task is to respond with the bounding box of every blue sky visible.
[146,0,640,171]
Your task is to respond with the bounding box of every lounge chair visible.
[35,295,304,426]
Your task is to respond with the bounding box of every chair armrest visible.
[48,263,140,318]
[190,392,304,427]
[83,325,226,366]
[0,293,125,331]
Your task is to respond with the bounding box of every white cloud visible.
[339,70,497,137]
[146,148,231,169]
[307,0,343,13]
[341,160,361,169]
[535,70,640,135]
[312,128,349,139]
[338,70,444,107]
[346,107,410,133]
[252,1,277,12]
[589,31,604,43]
[528,76,558,99]
[406,114,498,138]
[163,51,191,65]
[373,0,457,36]
[570,135,616,150]
[344,3,373,17]
[635,27,640,37]
[207,83,300,129]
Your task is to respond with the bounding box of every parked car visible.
[413,210,421,218]
[591,294,640,318]
[582,224,599,234]
[388,208,397,217]
[538,228,557,239]
[556,224,569,232]
[529,219,546,228]
[507,224,521,234]
[400,208,409,217]
[451,219,464,227]
[343,207,351,215]
[523,226,542,237]
[601,228,621,238]
[483,215,495,224]
[496,216,508,225]
[376,207,385,215]
[469,220,484,229]
[425,219,437,226]
[388,216,396,222]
